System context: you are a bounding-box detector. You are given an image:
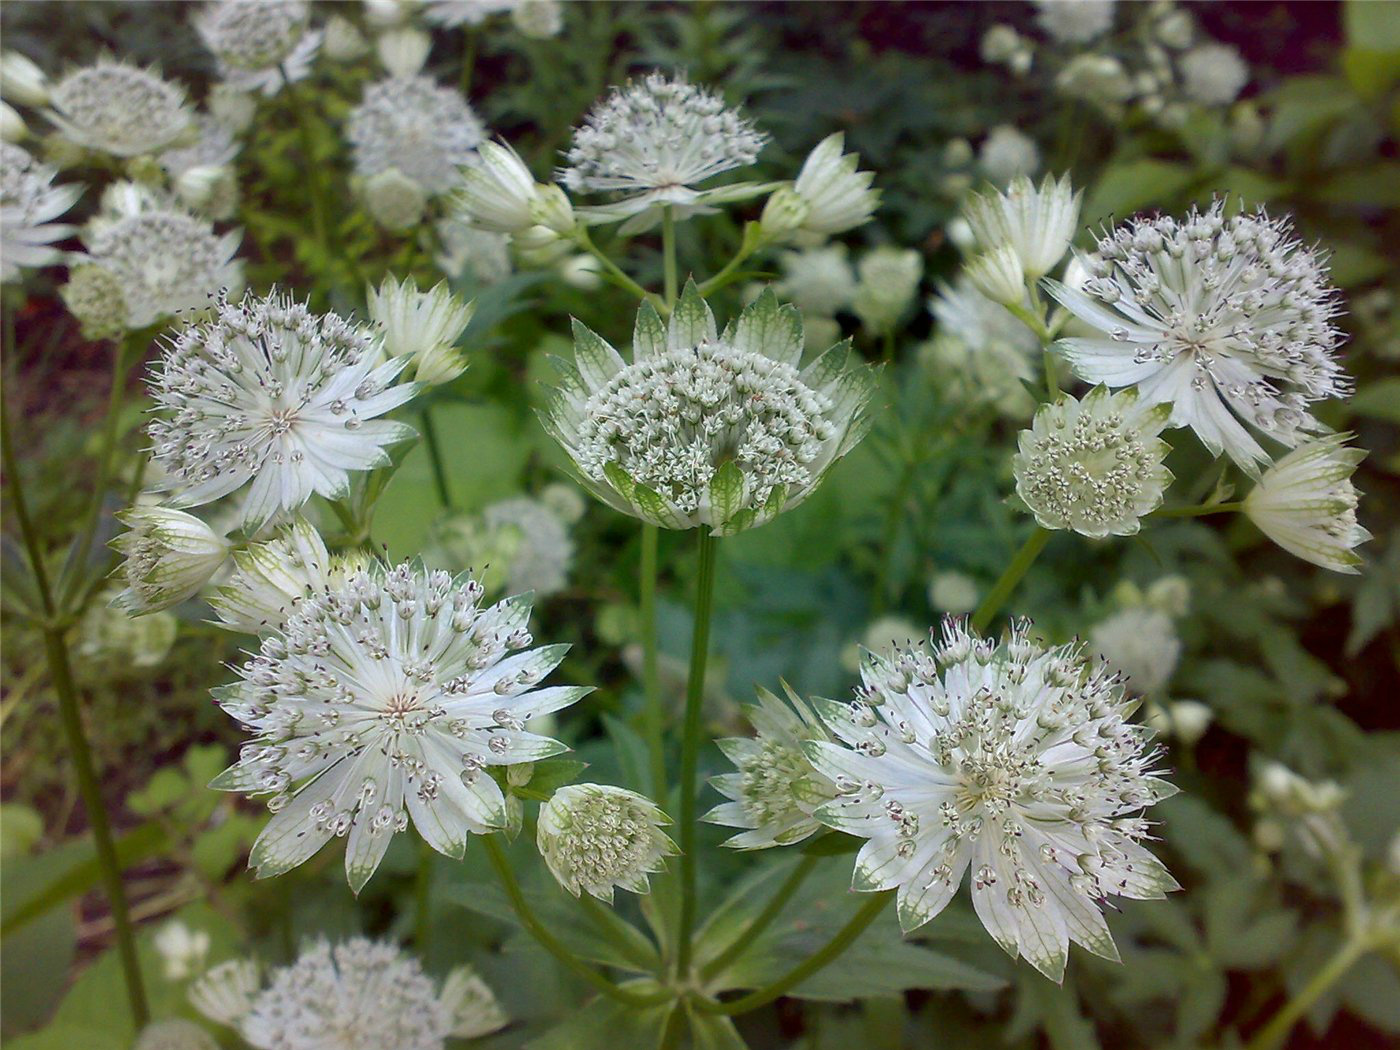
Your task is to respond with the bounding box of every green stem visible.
[1004,300,1054,346]
[1244,936,1365,1050]
[573,227,656,304]
[1043,349,1059,400]
[414,837,434,953]
[882,329,896,366]
[695,237,757,299]
[482,837,669,1007]
[459,28,478,95]
[420,406,452,509]
[291,82,330,263]
[675,527,719,976]
[1152,500,1245,520]
[640,523,666,800]
[1,392,149,1028]
[576,893,655,970]
[662,206,679,309]
[696,891,892,1015]
[700,854,819,980]
[970,526,1050,634]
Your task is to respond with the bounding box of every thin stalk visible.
[1005,301,1054,345]
[573,227,656,304]
[1244,936,1364,1050]
[662,206,679,309]
[970,526,1050,634]
[414,838,434,953]
[481,837,669,1007]
[882,329,896,366]
[2,392,149,1027]
[695,240,756,298]
[700,854,819,980]
[459,28,478,95]
[290,82,330,264]
[420,406,452,508]
[696,891,892,1015]
[576,893,655,970]
[640,523,666,799]
[1043,349,1059,400]
[1153,500,1245,520]
[675,528,719,976]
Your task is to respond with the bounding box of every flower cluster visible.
[428,491,578,599]
[46,59,191,157]
[806,619,1179,980]
[196,0,321,95]
[544,284,874,533]
[348,75,485,195]
[146,290,417,530]
[538,784,676,900]
[0,141,80,283]
[1047,201,1348,472]
[211,561,589,889]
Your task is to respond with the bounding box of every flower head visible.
[1045,201,1349,472]
[926,277,1041,417]
[512,0,563,38]
[561,71,767,221]
[785,132,879,238]
[706,684,837,849]
[1034,0,1116,43]
[930,571,979,615]
[154,920,211,981]
[1,142,80,283]
[211,563,588,889]
[368,274,475,386]
[806,618,1179,979]
[194,938,506,1050]
[428,494,575,598]
[1090,607,1180,695]
[196,0,321,96]
[852,246,923,335]
[111,507,231,615]
[1179,43,1248,106]
[1014,386,1172,537]
[349,75,485,195]
[963,173,1080,281]
[1244,434,1369,573]
[456,139,574,235]
[537,784,676,900]
[76,587,177,668]
[78,183,243,330]
[978,125,1040,183]
[46,58,191,157]
[773,245,857,317]
[146,290,418,531]
[544,284,874,533]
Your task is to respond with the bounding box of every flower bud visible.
[62,264,129,340]
[758,185,810,243]
[323,15,369,61]
[1,51,50,107]
[790,133,879,237]
[1169,700,1212,746]
[362,167,426,231]
[537,784,676,901]
[368,274,475,386]
[111,507,231,614]
[530,183,575,235]
[965,244,1026,307]
[377,27,431,78]
[0,101,24,142]
[208,83,256,133]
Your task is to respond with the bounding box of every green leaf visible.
[668,280,717,350]
[519,757,589,796]
[527,983,675,1050]
[1082,160,1199,226]
[0,804,43,859]
[685,1006,749,1050]
[1176,969,1228,1041]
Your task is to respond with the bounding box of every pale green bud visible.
[362,167,425,231]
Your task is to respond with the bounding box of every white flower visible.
[154,920,211,981]
[45,59,191,157]
[208,517,356,633]
[456,139,573,234]
[787,132,879,237]
[322,14,369,61]
[188,958,261,1028]
[965,244,1027,307]
[929,571,979,615]
[61,264,127,340]
[161,114,239,178]
[560,71,767,223]
[211,563,588,889]
[511,0,562,38]
[543,284,874,534]
[213,938,500,1050]
[134,1020,218,1050]
[963,173,1079,280]
[538,784,676,900]
[1244,434,1369,573]
[1179,43,1248,106]
[430,495,575,598]
[208,83,256,133]
[851,246,923,335]
[423,0,519,27]
[1045,201,1349,472]
[1014,386,1173,537]
[146,290,418,531]
[111,507,231,615]
[1,51,49,107]
[76,184,243,330]
[377,27,432,77]
[773,245,857,317]
[368,274,475,386]
[362,167,427,231]
[1090,607,1181,695]
[707,684,838,849]
[806,618,1179,980]
[1168,700,1212,746]
[1034,0,1116,44]
[196,0,321,96]
[349,75,485,195]
[440,965,510,1039]
[978,125,1040,183]
[435,217,511,283]
[981,24,1025,64]
[75,586,178,668]
[1055,54,1134,108]
[1,142,80,283]
[926,276,1041,417]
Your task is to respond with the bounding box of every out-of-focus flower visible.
[1,141,80,283]
[362,167,427,230]
[207,83,256,133]
[1090,606,1181,695]
[196,0,321,96]
[188,959,261,1029]
[1055,53,1134,108]
[111,507,231,615]
[61,264,127,340]
[428,494,575,598]
[511,0,562,38]
[1,101,24,142]
[435,217,512,284]
[208,517,361,634]
[1244,434,1369,574]
[154,920,212,981]
[925,277,1040,417]
[45,59,192,157]
[929,571,979,614]
[349,75,485,195]
[133,1020,218,1050]
[423,0,519,27]
[538,784,676,901]
[1034,0,1116,43]
[377,27,432,77]
[807,618,1178,980]
[978,125,1040,183]
[773,244,857,317]
[1179,42,1248,106]
[965,243,1026,307]
[1,51,50,107]
[456,139,573,234]
[781,132,879,239]
[1169,700,1213,746]
[852,245,922,334]
[369,274,475,385]
[75,586,178,667]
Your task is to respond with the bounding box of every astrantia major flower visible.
[111,507,231,615]
[1013,386,1173,538]
[46,58,191,157]
[543,283,874,534]
[349,75,485,196]
[1179,43,1248,107]
[147,290,418,531]
[806,618,1179,980]
[762,132,878,242]
[773,245,857,318]
[963,173,1080,281]
[851,245,923,335]
[1090,606,1181,695]
[706,684,838,850]
[456,140,574,235]
[1244,433,1369,574]
[978,125,1040,184]
[926,276,1041,417]
[193,938,507,1049]
[211,563,589,890]
[537,783,676,901]
[561,71,768,226]
[1,141,80,283]
[1034,0,1116,44]
[428,494,575,598]
[368,274,475,386]
[1045,200,1349,472]
[78,182,243,331]
[195,0,321,96]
